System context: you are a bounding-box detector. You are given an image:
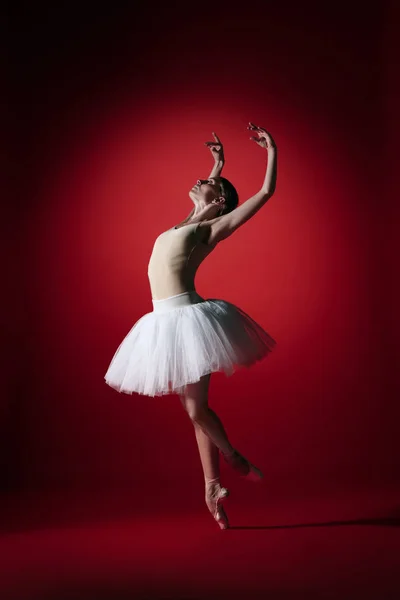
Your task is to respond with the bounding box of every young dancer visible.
[105,123,278,529]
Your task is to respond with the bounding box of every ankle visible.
[221,447,236,460]
[205,476,220,486]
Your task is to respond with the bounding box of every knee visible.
[184,403,207,424]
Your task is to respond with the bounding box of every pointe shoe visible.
[205,478,230,530]
[215,505,229,530]
[221,449,264,482]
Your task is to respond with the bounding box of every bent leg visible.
[180,376,263,486]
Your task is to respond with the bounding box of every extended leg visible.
[194,423,220,482]
[190,374,220,483]
[179,374,235,457]
[179,374,230,529]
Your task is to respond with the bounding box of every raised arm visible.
[205,132,225,178]
[209,123,277,244]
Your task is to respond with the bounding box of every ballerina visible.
[105,122,278,529]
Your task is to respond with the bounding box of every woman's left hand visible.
[248,122,277,150]
[205,132,225,163]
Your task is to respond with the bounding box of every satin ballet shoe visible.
[221,449,264,482]
[215,505,229,530]
[205,478,230,530]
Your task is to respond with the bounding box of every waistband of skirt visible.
[152,290,204,313]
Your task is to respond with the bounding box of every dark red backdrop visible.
[4,3,398,503]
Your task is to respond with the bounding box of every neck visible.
[188,205,220,224]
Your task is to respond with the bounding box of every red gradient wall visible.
[5,4,398,495]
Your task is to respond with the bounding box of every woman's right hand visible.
[205,132,225,163]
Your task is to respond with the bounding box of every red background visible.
[3,3,400,597]
[4,2,398,496]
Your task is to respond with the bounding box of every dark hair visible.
[219,177,239,215]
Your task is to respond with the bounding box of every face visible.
[189,177,224,208]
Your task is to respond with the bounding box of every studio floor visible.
[1,484,399,600]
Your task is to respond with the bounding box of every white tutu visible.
[104,290,277,397]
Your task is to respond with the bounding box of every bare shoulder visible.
[198,192,272,245]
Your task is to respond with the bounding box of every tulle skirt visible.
[104,290,277,397]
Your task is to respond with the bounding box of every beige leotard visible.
[147,222,216,301]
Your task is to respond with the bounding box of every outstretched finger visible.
[249,122,268,135]
[212,132,221,143]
